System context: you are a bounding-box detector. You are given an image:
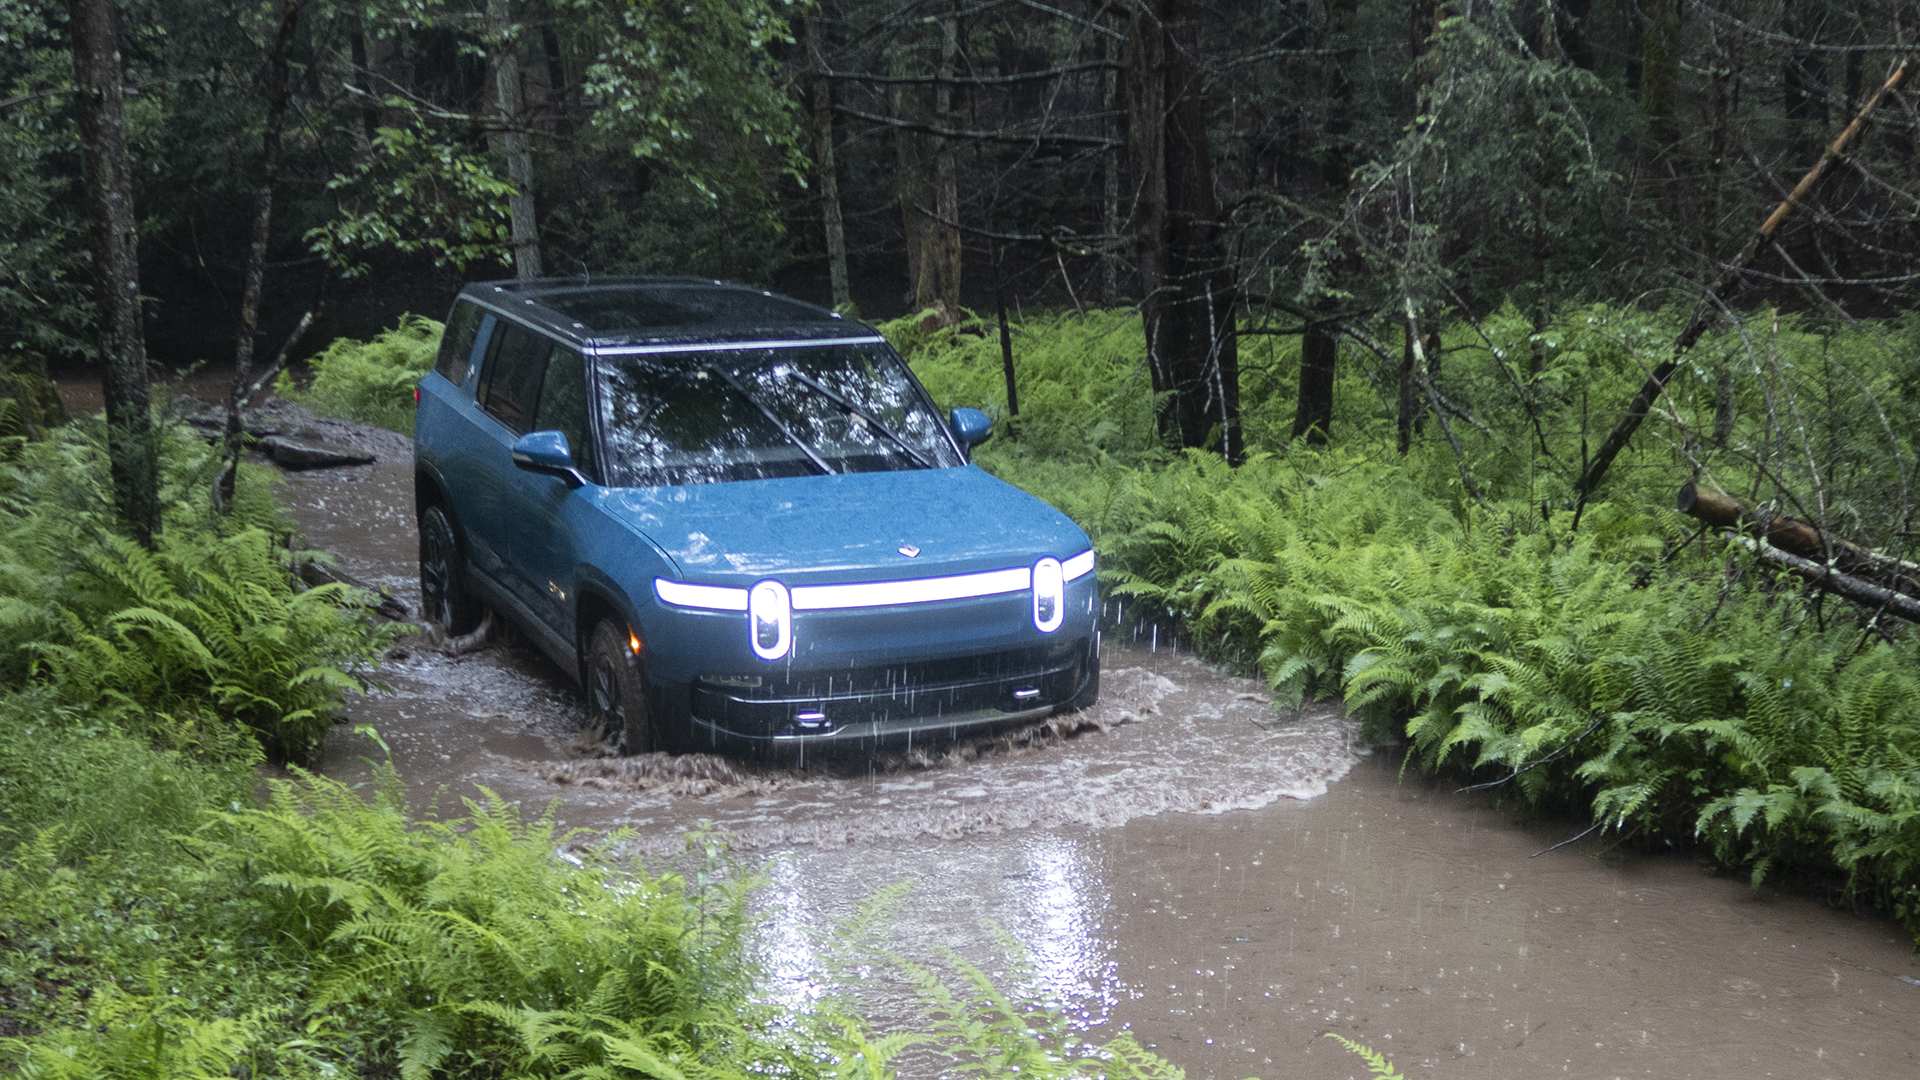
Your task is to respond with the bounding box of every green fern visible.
[1321,1032,1404,1079]
[276,314,443,434]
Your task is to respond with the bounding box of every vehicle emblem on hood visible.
[898,544,921,558]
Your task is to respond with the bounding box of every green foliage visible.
[1,764,1037,1080]
[0,3,93,361]
[889,307,1163,470]
[305,122,516,277]
[0,690,257,864]
[542,181,795,287]
[1322,1033,1403,1080]
[5,982,265,1080]
[182,772,771,1079]
[889,306,1920,942]
[34,526,397,763]
[278,314,443,435]
[0,412,399,762]
[577,0,808,192]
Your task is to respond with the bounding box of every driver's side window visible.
[533,347,594,479]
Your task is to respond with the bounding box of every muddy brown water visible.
[89,388,1917,1078]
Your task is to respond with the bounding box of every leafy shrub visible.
[889,307,1163,470]
[180,772,767,1079]
[0,415,397,763]
[1,767,993,1080]
[278,314,442,434]
[33,528,397,763]
[885,306,1920,941]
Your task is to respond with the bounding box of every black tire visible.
[586,619,653,755]
[419,504,482,633]
[1058,646,1101,713]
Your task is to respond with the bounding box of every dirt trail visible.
[231,408,1920,1079]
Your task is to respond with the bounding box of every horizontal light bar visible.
[596,336,885,357]
[1062,549,1095,581]
[792,566,1031,611]
[658,553,1092,616]
[654,578,748,611]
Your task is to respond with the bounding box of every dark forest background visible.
[4,0,1914,382]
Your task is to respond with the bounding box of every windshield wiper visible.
[704,364,836,476]
[771,366,934,469]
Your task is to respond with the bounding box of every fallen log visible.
[1677,481,1920,596]
[1730,532,1920,625]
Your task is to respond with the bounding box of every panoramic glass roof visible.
[528,283,837,336]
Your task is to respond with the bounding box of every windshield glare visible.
[596,343,963,487]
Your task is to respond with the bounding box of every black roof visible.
[459,277,866,348]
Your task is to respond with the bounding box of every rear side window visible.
[435,300,484,385]
[477,323,555,435]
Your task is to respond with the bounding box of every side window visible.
[477,323,554,436]
[533,348,595,477]
[434,300,484,385]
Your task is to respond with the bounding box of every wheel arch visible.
[573,587,633,674]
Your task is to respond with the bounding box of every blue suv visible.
[414,279,1099,755]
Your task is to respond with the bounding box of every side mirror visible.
[511,430,588,487]
[949,407,993,451]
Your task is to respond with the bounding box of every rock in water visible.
[258,435,375,469]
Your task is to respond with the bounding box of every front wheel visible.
[419,504,482,633]
[586,620,653,755]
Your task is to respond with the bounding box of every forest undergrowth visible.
[893,304,1920,943]
[0,403,1191,1076]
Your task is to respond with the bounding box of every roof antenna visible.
[578,260,590,285]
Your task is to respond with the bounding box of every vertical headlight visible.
[749,580,792,660]
[1032,557,1064,633]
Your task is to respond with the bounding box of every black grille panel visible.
[692,643,1087,737]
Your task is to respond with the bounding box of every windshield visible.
[596,342,964,487]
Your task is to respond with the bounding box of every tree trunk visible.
[1100,11,1122,306]
[348,26,377,156]
[807,16,850,310]
[1638,0,1680,217]
[488,0,540,280]
[1293,0,1357,448]
[68,0,159,546]
[932,1,962,312]
[1126,0,1239,461]
[1676,480,1920,592]
[893,71,934,311]
[1735,536,1920,625]
[217,0,307,513]
[1295,328,1336,445]
[1398,0,1443,448]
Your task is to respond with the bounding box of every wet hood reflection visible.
[599,466,1091,580]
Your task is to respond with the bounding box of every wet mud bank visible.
[251,418,1920,1079]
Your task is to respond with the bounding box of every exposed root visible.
[438,609,495,657]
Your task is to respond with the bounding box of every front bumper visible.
[684,634,1095,752]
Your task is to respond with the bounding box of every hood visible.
[592,466,1089,583]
